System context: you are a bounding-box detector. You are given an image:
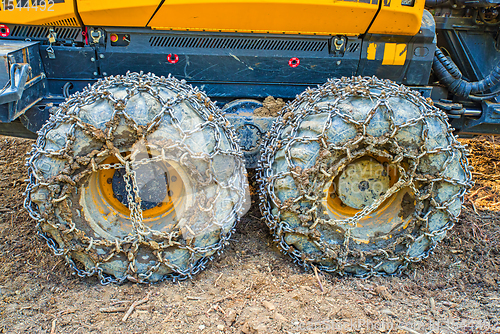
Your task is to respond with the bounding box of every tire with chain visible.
[25,72,248,283]
[258,77,472,277]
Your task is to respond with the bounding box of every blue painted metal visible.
[222,99,275,168]
[1,11,500,145]
[0,40,47,123]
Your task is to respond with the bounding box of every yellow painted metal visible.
[324,156,398,218]
[0,0,79,26]
[323,156,414,244]
[0,0,425,36]
[382,43,408,65]
[97,155,184,219]
[368,0,426,35]
[367,43,378,61]
[77,0,160,27]
[147,0,380,36]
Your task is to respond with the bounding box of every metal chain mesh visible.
[24,72,248,284]
[257,76,473,278]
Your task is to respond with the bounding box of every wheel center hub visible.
[337,158,390,210]
[112,163,169,211]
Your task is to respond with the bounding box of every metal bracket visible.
[46,28,57,59]
[331,36,348,57]
[0,63,31,105]
[89,29,103,45]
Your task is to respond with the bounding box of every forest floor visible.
[0,135,498,334]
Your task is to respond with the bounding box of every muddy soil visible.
[0,135,498,334]
[253,97,286,117]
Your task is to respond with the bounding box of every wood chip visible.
[273,312,287,322]
[161,309,175,323]
[380,308,396,317]
[214,273,223,287]
[100,305,150,313]
[50,319,56,334]
[398,325,422,334]
[262,300,275,311]
[429,297,436,316]
[186,296,203,300]
[122,291,151,322]
[312,265,324,293]
[472,171,500,179]
[213,288,244,304]
[110,300,131,306]
[442,301,456,307]
[476,194,494,202]
[374,286,392,300]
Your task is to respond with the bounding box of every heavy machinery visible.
[1,0,496,283]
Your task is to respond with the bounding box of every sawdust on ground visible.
[0,135,498,334]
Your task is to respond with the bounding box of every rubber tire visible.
[258,77,471,277]
[26,73,248,283]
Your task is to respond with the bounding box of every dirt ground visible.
[0,135,499,334]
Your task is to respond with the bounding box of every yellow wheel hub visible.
[325,156,399,217]
[322,156,415,244]
[97,155,184,219]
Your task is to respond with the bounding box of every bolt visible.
[168,190,174,197]
[107,178,112,184]
[358,180,369,191]
[171,176,177,182]
[90,57,95,62]
[99,54,105,59]
[103,72,107,76]
[93,72,98,76]
[336,60,341,65]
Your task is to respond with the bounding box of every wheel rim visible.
[322,155,414,243]
[97,154,185,219]
[81,154,192,240]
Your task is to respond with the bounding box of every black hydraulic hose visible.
[433,48,500,97]
[434,49,462,79]
[63,82,73,99]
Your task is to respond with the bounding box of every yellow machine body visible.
[0,0,425,36]
[0,0,79,26]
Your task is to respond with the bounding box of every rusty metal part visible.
[25,72,249,284]
[257,76,472,277]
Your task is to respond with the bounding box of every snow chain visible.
[258,76,473,278]
[25,72,247,284]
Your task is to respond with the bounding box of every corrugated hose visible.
[432,47,500,100]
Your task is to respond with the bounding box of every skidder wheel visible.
[25,72,248,283]
[258,77,472,277]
